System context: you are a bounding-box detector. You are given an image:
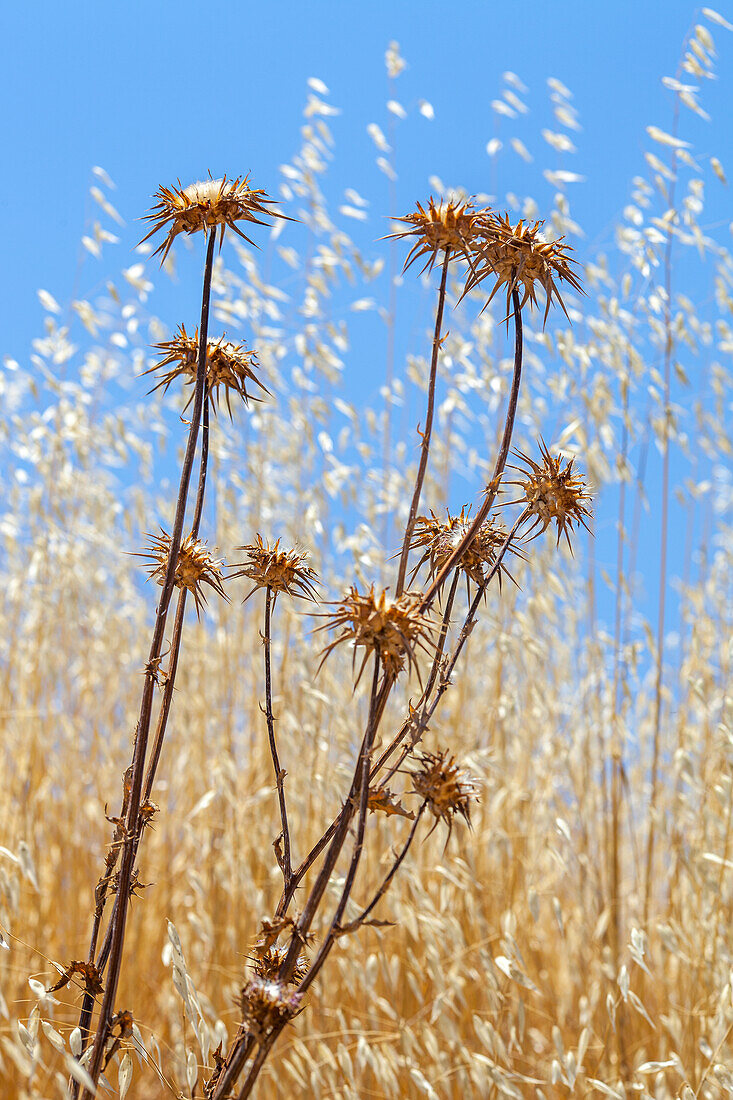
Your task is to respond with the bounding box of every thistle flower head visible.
[508,440,592,552]
[140,174,286,263]
[385,196,490,276]
[229,535,319,602]
[239,976,302,1041]
[251,946,308,985]
[410,506,522,589]
[144,323,268,417]
[467,213,583,325]
[136,530,227,617]
[318,585,435,685]
[411,749,477,842]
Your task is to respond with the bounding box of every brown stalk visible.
[337,800,427,935]
[395,247,451,597]
[76,228,217,1099]
[212,266,528,1100]
[219,522,519,1096]
[209,661,386,1099]
[233,807,429,1100]
[419,286,524,613]
[263,296,524,930]
[296,656,387,995]
[264,586,293,883]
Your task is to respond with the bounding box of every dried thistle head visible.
[229,535,319,602]
[411,749,476,842]
[385,196,490,276]
[410,506,522,590]
[467,213,583,325]
[251,946,308,985]
[318,585,435,685]
[508,440,592,552]
[140,174,287,263]
[136,530,227,617]
[144,324,268,417]
[239,976,302,1041]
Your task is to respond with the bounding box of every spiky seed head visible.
[230,535,319,602]
[239,976,302,1041]
[318,585,435,685]
[411,749,477,841]
[466,212,583,325]
[137,530,227,617]
[251,946,308,985]
[144,323,268,417]
[140,174,288,263]
[410,506,522,589]
[385,196,491,276]
[508,440,592,552]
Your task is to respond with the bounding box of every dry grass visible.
[2,23,732,1100]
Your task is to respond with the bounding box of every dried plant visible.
[229,535,319,602]
[385,196,490,275]
[508,440,593,551]
[139,175,286,262]
[410,748,476,841]
[145,323,268,417]
[137,529,227,617]
[467,211,583,323]
[2,19,732,1100]
[410,506,522,589]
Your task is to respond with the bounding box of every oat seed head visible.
[507,440,592,552]
[136,530,227,617]
[144,323,268,417]
[318,585,435,685]
[467,212,583,325]
[385,196,491,276]
[229,535,319,602]
[140,174,287,263]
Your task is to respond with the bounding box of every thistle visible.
[136,530,227,617]
[410,749,477,842]
[144,324,268,417]
[507,440,592,551]
[251,946,308,985]
[229,535,319,602]
[467,212,583,324]
[385,196,490,275]
[239,976,302,1042]
[140,174,287,263]
[318,585,435,685]
[410,506,522,590]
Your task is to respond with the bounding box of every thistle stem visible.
[339,801,427,934]
[420,287,523,612]
[264,586,292,882]
[395,247,451,597]
[191,393,210,540]
[297,657,384,995]
[77,228,217,1099]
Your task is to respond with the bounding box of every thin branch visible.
[420,286,523,613]
[210,662,387,1100]
[77,228,217,1099]
[395,247,452,596]
[337,801,427,935]
[264,586,292,883]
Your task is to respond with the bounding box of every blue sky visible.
[4,0,732,653]
[5,0,732,363]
